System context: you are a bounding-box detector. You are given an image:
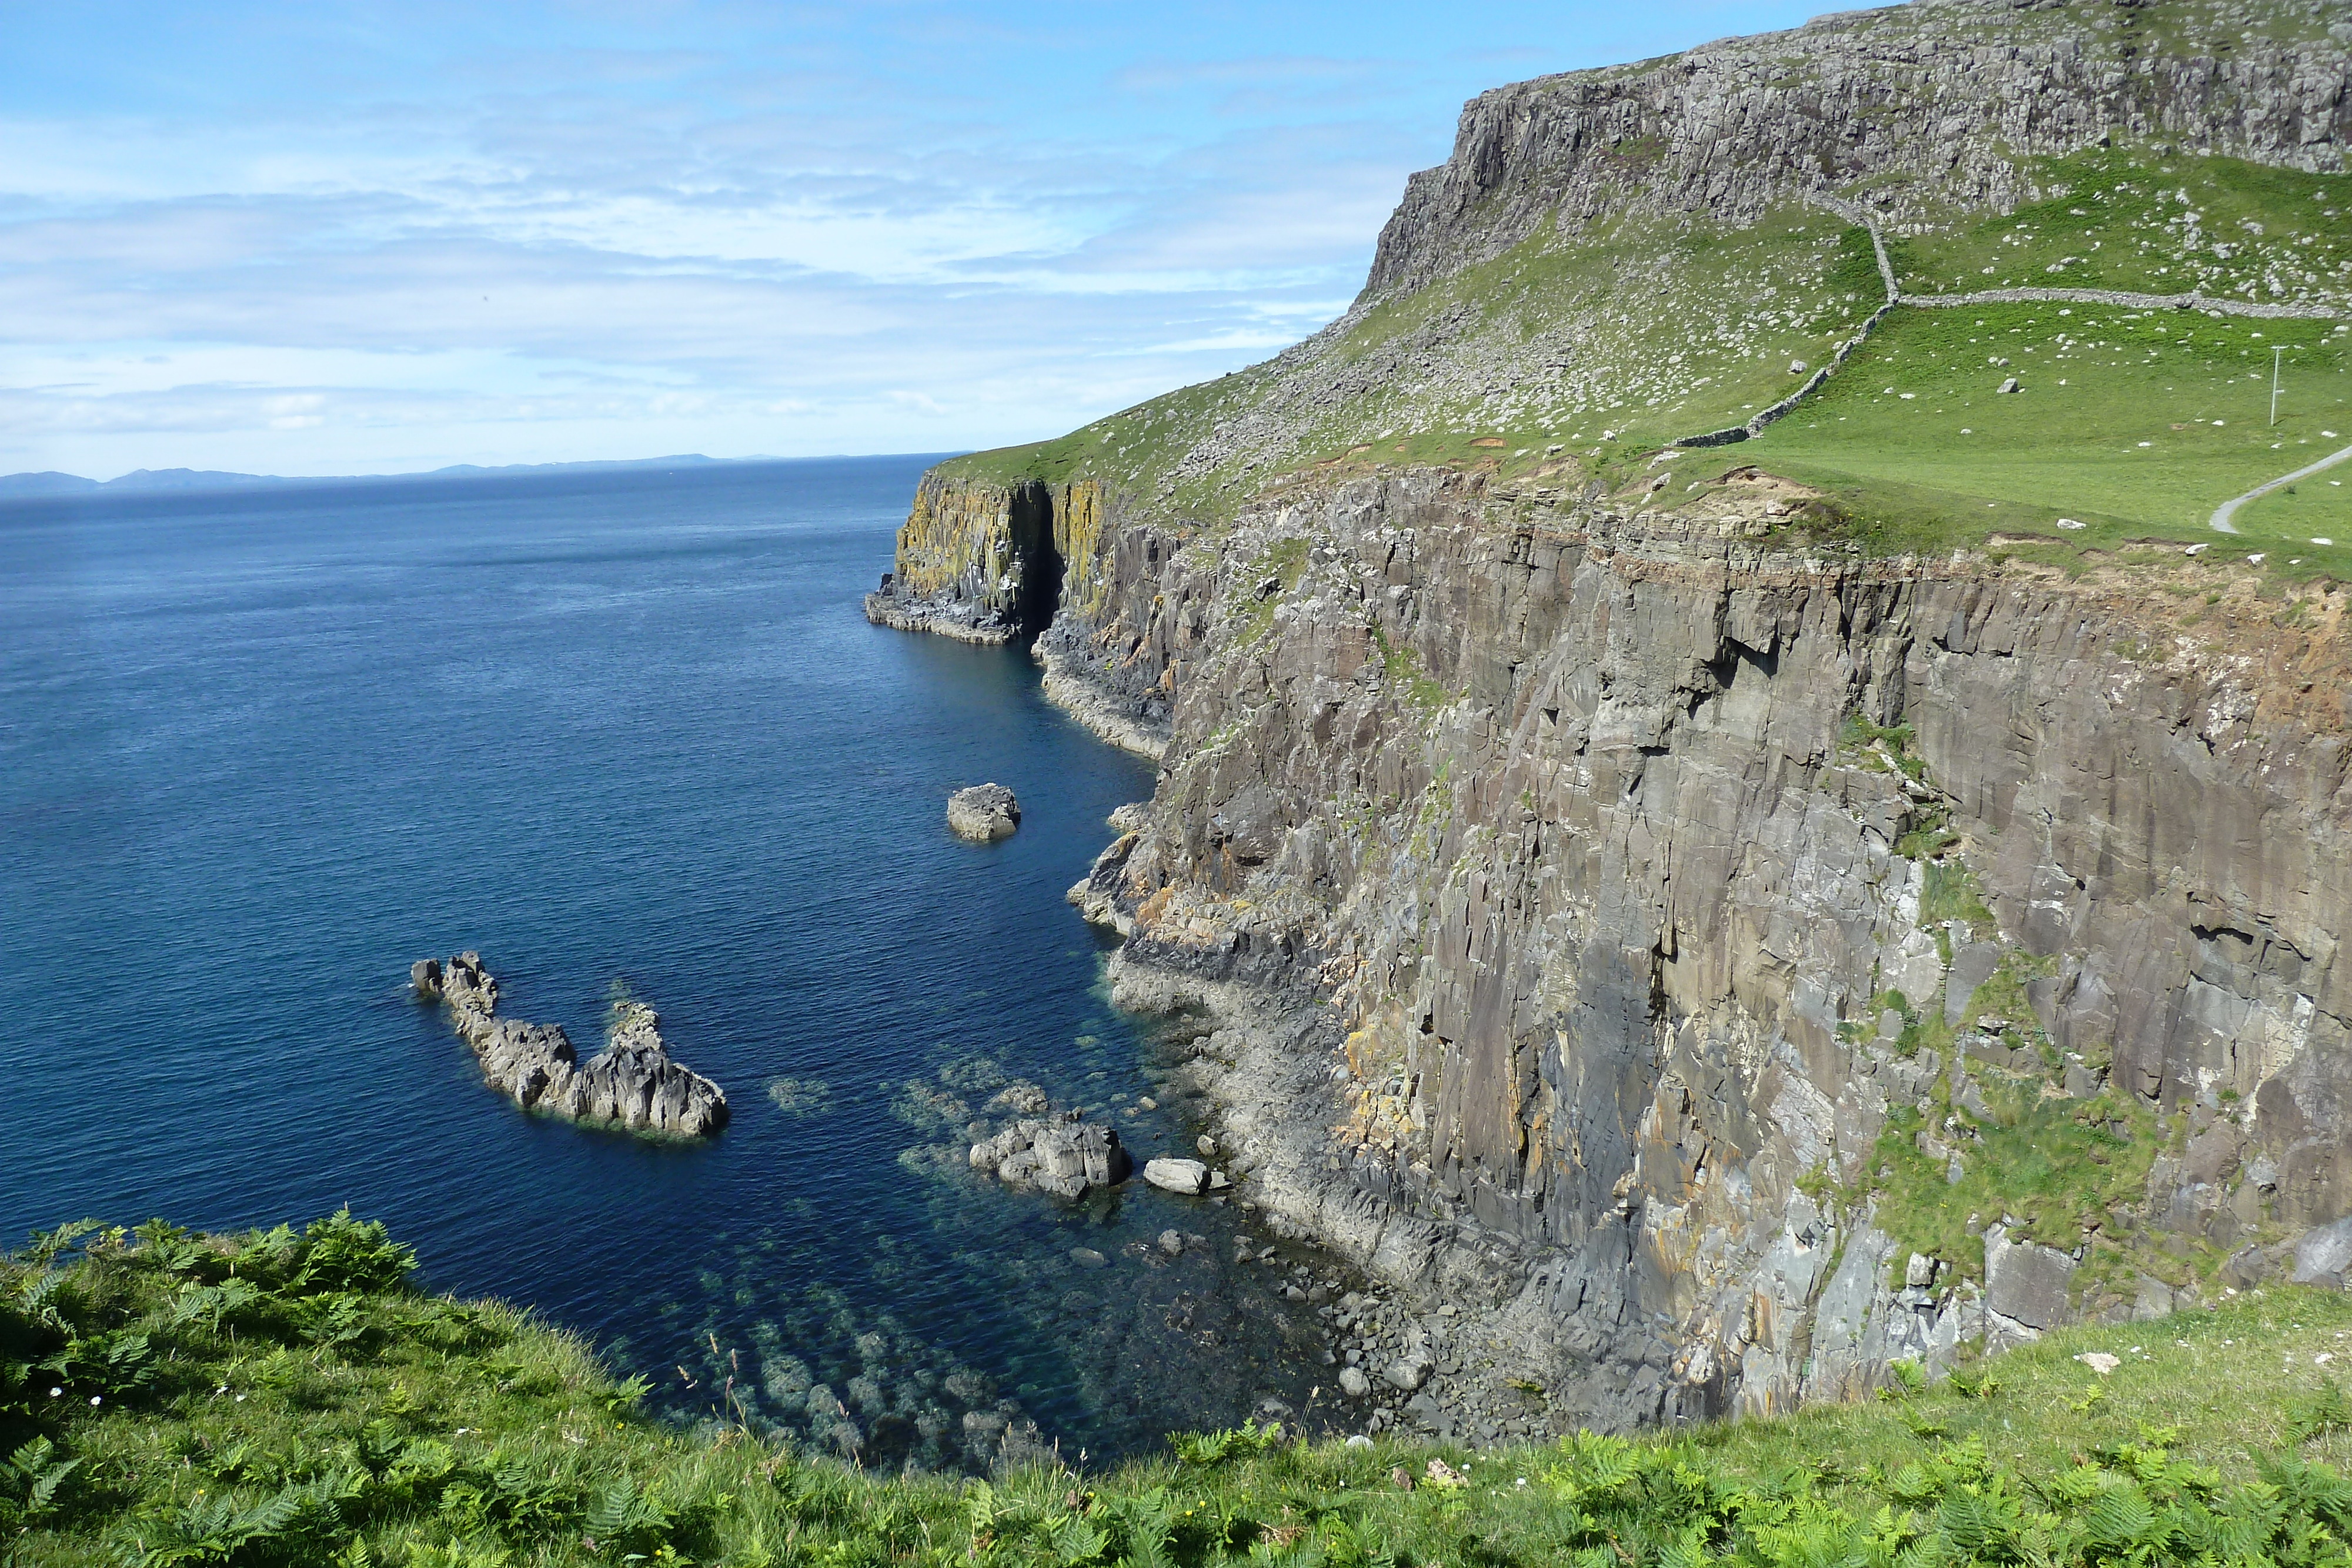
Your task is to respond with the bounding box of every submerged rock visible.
[947,783,1021,841]
[413,952,729,1137]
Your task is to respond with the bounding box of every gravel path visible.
[2209,440,2352,534]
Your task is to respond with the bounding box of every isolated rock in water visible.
[967,1111,1129,1199]
[947,784,1020,841]
[1143,1156,1210,1195]
[413,953,729,1137]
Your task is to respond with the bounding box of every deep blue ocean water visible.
[0,456,1338,1469]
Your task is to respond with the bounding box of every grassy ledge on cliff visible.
[930,0,2350,581]
[13,1216,2352,1566]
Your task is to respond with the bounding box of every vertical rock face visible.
[415,954,730,1138]
[1362,0,2350,303]
[863,475,1111,644]
[1044,478,2352,1428]
[866,0,2352,1433]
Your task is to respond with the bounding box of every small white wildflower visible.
[47,1386,61,1398]
[89,1395,102,1407]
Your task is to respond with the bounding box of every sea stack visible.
[413,953,729,1137]
[946,783,1020,842]
[967,1110,1129,1199]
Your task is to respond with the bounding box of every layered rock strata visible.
[1053,479,2351,1432]
[867,0,2352,1440]
[413,954,729,1137]
[1363,0,2349,305]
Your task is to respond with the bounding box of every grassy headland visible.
[929,144,2350,590]
[11,1215,2352,1565]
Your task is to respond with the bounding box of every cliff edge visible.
[867,0,2352,1440]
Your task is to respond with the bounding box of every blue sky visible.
[1,1,1822,477]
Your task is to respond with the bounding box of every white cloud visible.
[0,0,1819,477]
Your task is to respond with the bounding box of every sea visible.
[0,454,1341,1470]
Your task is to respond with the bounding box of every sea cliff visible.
[867,0,2352,1440]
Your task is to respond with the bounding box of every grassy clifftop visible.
[11,1216,2352,1566]
[936,9,2350,577]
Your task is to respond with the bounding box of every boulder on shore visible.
[1144,1156,1210,1195]
[413,952,729,1138]
[947,784,1020,842]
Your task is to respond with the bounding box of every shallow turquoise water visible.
[0,457,1339,1469]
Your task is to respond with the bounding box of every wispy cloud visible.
[0,0,1819,477]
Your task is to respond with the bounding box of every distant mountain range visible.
[0,453,806,500]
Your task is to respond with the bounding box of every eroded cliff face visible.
[866,0,2352,1439]
[864,475,1110,644]
[1365,0,2351,302]
[1051,474,2352,1429]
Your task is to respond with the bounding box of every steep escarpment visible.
[1364,0,2351,303]
[1063,477,2352,1430]
[864,473,1111,644]
[870,0,2352,1439]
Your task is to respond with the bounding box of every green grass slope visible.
[14,1215,2352,1566]
[1742,300,2352,571]
[937,139,2350,583]
[1898,146,2352,304]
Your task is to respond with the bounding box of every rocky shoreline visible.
[413,953,729,1138]
[1036,645,1168,761]
[864,575,1022,644]
[854,0,2352,1451]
